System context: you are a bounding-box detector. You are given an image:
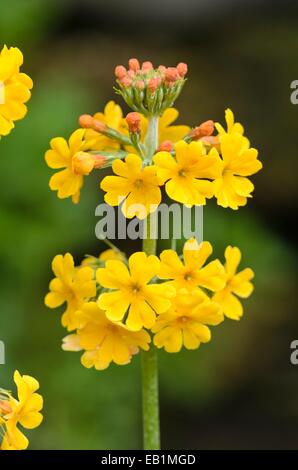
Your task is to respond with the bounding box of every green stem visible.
[141,116,160,450]
[145,115,159,161]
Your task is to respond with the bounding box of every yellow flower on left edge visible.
[0,45,33,136]
[45,129,95,204]
[45,253,96,331]
[0,371,43,450]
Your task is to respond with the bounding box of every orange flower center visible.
[129,282,142,295]
[177,315,189,325]
[134,178,144,189]
[183,271,194,281]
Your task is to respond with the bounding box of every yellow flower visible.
[45,128,95,204]
[85,100,124,150]
[159,239,224,292]
[0,371,43,450]
[0,45,33,136]
[159,239,225,292]
[212,133,262,209]
[153,140,221,206]
[152,289,223,353]
[215,108,245,137]
[62,302,151,370]
[99,248,124,262]
[213,246,254,320]
[101,154,161,219]
[45,253,96,331]
[157,108,190,143]
[81,248,125,267]
[97,252,175,330]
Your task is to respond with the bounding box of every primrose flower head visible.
[114,58,188,116]
[0,45,33,136]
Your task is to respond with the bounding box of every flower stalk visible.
[44,58,261,451]
[141,116,160,450]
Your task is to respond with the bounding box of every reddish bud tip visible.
[127,70,136,78]
[92,154,107,169]
[158,140,173,152]
[142,61,153,71]
[126,112,141,133]
[79,114,94,129]
[120,76,132,87]
[129,58,140,72]
[165,67,180,83]
[135,80,145,90]
[190,120,214,140]
[0,400,12,414]
[177,62,188,77]
[115,65,127,79]
[200,135,220,150]
[158,65,166,74]
[148,77,161,92]
[92,119,108,133]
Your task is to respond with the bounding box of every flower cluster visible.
[45,240,254,370]
[0,371,43,450]
[44,58,258,374]
[0,45,33,137]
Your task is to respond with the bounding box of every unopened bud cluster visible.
[115,58,188,116]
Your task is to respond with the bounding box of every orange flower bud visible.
[72,151,95,175]
[136,80,145,90]
[200,135,220,150]
[190,120,214,140]
[0,400,12,414]
[129,58,140,72]
[79,114,94,129]
[158,140,173,152]
[93,154,107,169]
[177,62,188,77]
[115,65,127,79]
[92,119,108,133]
[148,77,161,92]
[126,112,141,133]
[142,61,153,71]
[120,76,132,87]
[158,65,166,74]
[127,70,136,78]
[165,67,180,83]
[79,114,107,133]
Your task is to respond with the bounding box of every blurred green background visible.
[0,0,297,449]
